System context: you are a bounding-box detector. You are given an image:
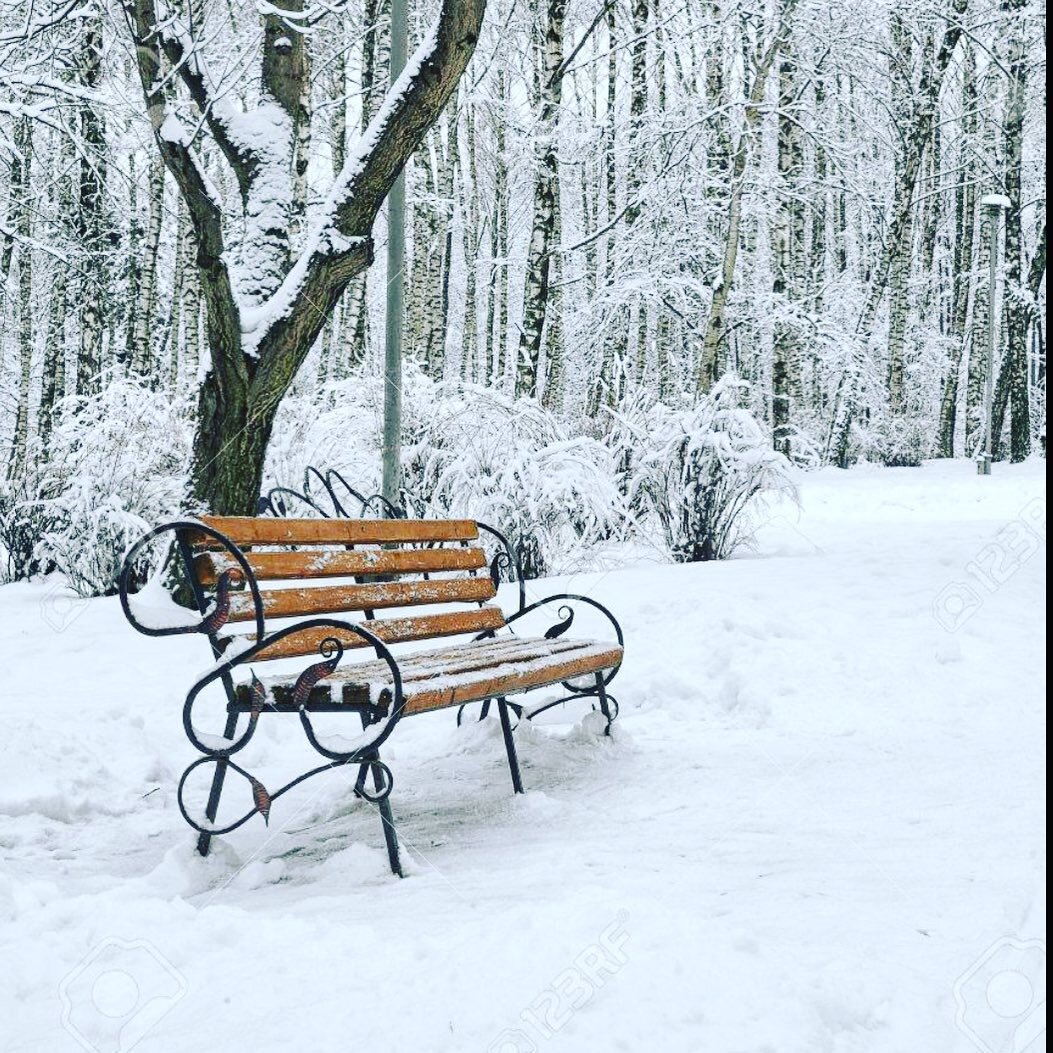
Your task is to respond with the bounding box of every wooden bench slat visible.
[194,546,488,585]
[399,644,621,716]
[222,607,507,660]
[236,636,623,715]
[192,516,478,547]
[226,576,497,622]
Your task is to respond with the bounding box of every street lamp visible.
[382,0,409,511]
[977,193,1010,476]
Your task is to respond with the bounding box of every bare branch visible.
[123,0,243,387]
[249,0,486,402]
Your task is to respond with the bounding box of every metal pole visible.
[978,194,1009,476]
[381,0,409,512]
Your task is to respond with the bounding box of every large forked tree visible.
[124,0,486,514]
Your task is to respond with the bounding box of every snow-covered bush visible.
[624,378,797,562]
[266,375,386,507]
[875,414,930,468]
[270,365,624,578]
[32,379,194,596]
[0,472,64,582]
[401,377,624,578]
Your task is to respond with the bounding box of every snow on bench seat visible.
[236,635,623,715]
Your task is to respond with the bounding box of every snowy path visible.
[1,461,1045,1053]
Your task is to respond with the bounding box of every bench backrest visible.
[190,516,506,660]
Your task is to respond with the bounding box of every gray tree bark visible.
[937,41,977,457]
[75,17,107,397]
[517,0,566,398]
[772,30,803,455]
[130,157,165,379]
[7,117,32,481]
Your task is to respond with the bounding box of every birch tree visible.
[517,0,566,398]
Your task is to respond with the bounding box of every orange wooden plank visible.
[225,575,496,622]
[192,516,478,547]
[222,607,506,660]
[194,546,487,585]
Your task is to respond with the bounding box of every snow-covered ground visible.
[1,460,1045,1053]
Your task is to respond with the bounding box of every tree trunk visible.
[489,69,508,384]
[966,208,993,457]
[39,265,68,454]
[287,5,313,252]
[336,0,387,376]
[811,64,828,310]
[1002,0,1030,461]
[461,102,479,381]
[541,247,564,411]
[772,31,803,455]
[699,5,793,393]
[937,41,977,457]
[126,0,487,513]
[7,117,33,481]
[439,85,460,378]
[76,17,108,397]
[604,2,617,288]
[130,157,165,379]
[181,212,201,385]
[406,148,436,361]
[627,0,649,379]
[517,0,566,399]
[586,1,619,416]
[167,206,186,391]
[886,192,914,415]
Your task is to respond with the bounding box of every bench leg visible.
[196,712,239,856]
[595,673,614,736]
[355,753,402,877]
[497,696,525,794]
[376,786,403,878]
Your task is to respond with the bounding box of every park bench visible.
[119,515,624,876]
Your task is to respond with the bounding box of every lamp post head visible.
[981,193,1011,210]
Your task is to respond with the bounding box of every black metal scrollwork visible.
[290,637,344,708]
[543,605,575,640]
[353,759,394,804]
[259,467,404,521]
[118,520,266,645]
[459,593,623,731]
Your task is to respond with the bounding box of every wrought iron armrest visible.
[175,618,406,840]
[477,521,526,614]
[504,593,623,647]
[473,593,625,719]
[503,593,624,695]
[181,617,407,762]
[118,519,266,645]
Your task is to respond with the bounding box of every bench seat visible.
[235,635,625,714]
